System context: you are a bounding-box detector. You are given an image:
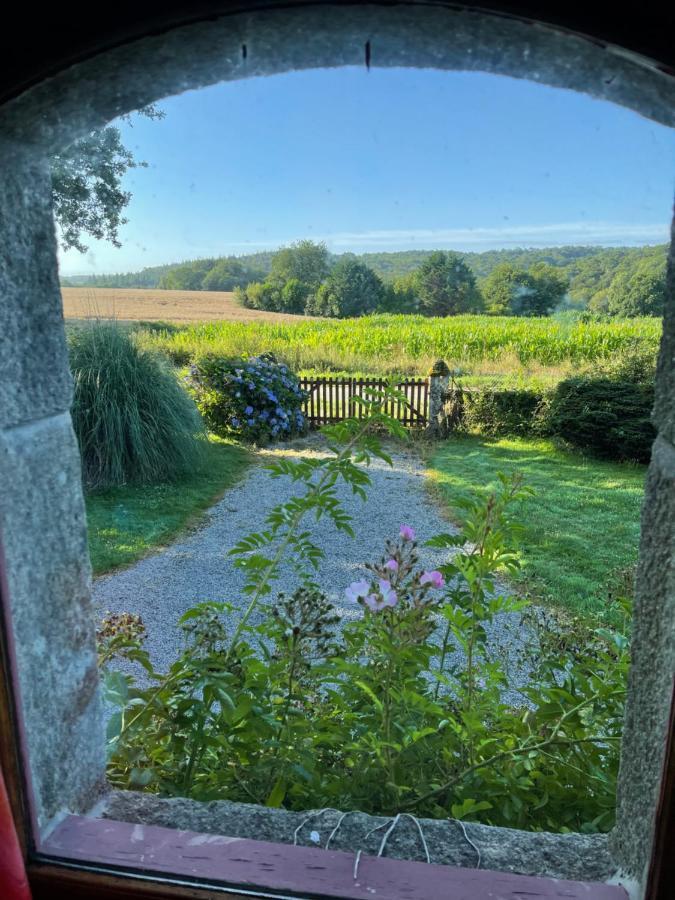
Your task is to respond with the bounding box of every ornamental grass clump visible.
[187,353,307,443]
[68,321,205,489]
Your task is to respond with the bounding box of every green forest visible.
[61,241,668,319]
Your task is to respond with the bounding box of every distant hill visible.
[61,243,668,307]
[61,263,176,289]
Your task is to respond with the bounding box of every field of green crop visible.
[136,314,661,376]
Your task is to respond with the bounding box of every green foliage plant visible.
[546,376,655,462]
[414,251,483,316]
[463,388,549,437]
[307,257,386,317]
[52,105,165,253]
[482,262,569,316]
[68,320,205,488]
[102,397,628,832]
[186,353,307,443]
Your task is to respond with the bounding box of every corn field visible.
[136,313,661,375]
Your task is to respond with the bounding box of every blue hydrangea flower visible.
[247,418,255,426]
[231,417,240,427]
[244,406,254,415]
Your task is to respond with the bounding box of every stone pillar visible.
[609,211,675,895]
[0,142,106,831]
[426,359,451,437]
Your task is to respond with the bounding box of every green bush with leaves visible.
[100,391,627,833]
[545,376,655,463]
[463,388,548,437]
[68,322,205,488]
[186,354,307,443]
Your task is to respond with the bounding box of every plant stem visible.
[433,619,453,702]
[224,418,377,660]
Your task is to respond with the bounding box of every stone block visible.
[610,434,675,880]
[0,144,73,430]
[0,412,106,828]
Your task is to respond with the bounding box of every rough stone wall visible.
[0,3,673,157]
[610,214,675,892]
[0,144,106,830]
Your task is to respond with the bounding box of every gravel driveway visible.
[94,435,533,690]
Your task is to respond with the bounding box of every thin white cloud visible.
[321,221,670,250]
[202,221,669,254]
[59,221,669,275]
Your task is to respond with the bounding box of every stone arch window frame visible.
[0,3,673,899]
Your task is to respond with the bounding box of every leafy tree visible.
[307,258,385,318]
[159,259,216,291]
[270,240,331,291]
[201,258,265,292]
[482,263,568,316]
[383,274,419,313]
[51,105,164,253]
[279,278,310,314]
[526,263,569,315]
[414,251,483,316]
[605,259,667,317]
[241,281,282,312]
[481,264,533,316]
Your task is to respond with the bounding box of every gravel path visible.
[94,436,533,691]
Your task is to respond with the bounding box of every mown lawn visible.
[428,435,647,619]
[86,437,250,575]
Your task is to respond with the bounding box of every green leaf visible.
[266,777,287,808]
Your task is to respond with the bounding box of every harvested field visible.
[60,287,315,324]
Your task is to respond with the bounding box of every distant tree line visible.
[235,242,573,318]
[61,241,668,319]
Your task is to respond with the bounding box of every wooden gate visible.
[298,376,429,427]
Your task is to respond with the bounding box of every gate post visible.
[426,359,450,437]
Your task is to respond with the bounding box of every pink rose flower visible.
[400,524,416,541]
[420,570,445,589]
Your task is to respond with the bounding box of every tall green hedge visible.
[546,377,655,463]
[463,389,546,437]
[458,377,655,463]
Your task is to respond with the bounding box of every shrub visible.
[463,388,547,437]
[546,376,655,462]
[68,321,205,488]
[187,353,307,442]
[594,344,657,384]
[103,440,628,832]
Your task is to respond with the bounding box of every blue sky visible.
[58,66,674,275]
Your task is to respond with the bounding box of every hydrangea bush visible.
[186,353,307,442]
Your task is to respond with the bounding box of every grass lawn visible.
[86,437,250,575]
[428,435,647,619]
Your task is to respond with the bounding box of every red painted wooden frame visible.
[38,814,626,900]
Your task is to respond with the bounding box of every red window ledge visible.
[39,814,627,900]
